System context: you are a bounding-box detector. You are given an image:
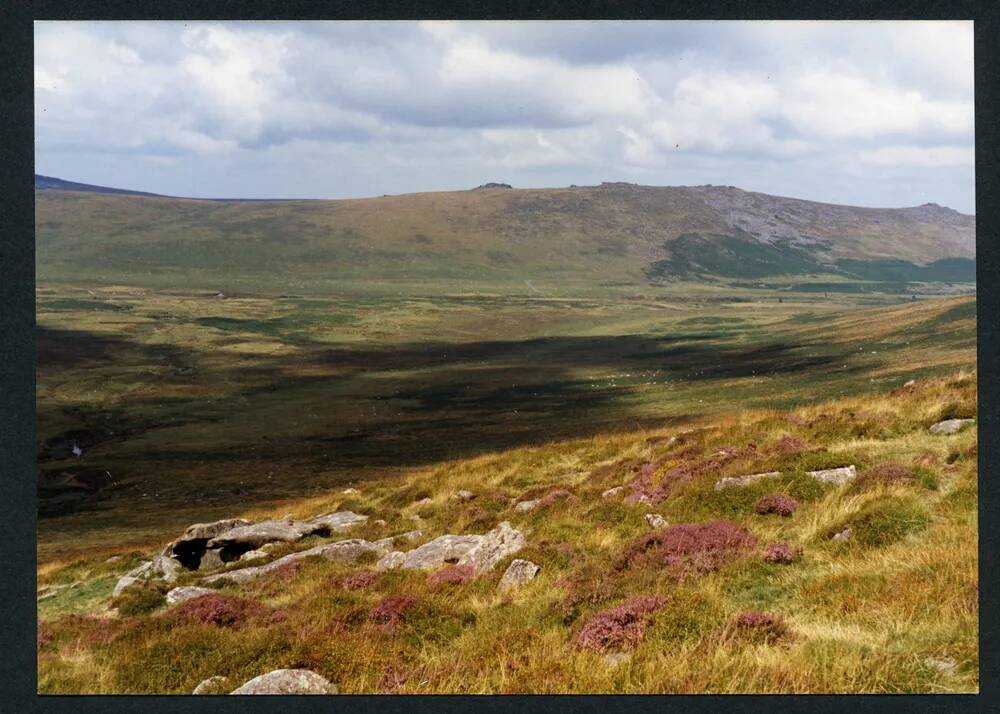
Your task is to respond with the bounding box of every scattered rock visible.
[929,419,974,435]
[166,586,216,605]
[498,559,539,592]
[192,675,230,695]
[341,488,360,495]
[714,471,781,491]
[104,555,122,563]
[206,512,367,561]
[123,554,182,586]
[112,575,141,597]
[200,549,225,571]
[396,534,483,570]
[230,669,337,695]
[603,652,631,668]
[451,490,476,501]
[601,486,624,499]
[903,380,916,388]
[514,499,540,513]
[373,530,424,551]
[375,551,406,571]
[239,549,268,562]
[458,522,526,572]
[806,465,856,485]
[374,519,387,527]
[202,538,389,585]
[924,656,958,674]
[413,497,433,507]
[162,518,253,569]
[831,527,853,542]
[644,513,667,529]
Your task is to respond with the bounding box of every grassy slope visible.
[37,371,978,694]
[36,185,975,292]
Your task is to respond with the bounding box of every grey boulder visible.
[714,471,781,491]
[192,676,230,695]
[166,586,216,605]
[230,669,337,695]
[807,465,857,485]
[458,521,525,572]
[929,418,974,435]
[202,538,389,585]
[498,559,540,592]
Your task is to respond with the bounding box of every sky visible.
[34,20,975,213]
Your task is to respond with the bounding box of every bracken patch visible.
[573,595,669,653]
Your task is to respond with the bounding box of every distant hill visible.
[35,174,166,198]
[35,177,975,292]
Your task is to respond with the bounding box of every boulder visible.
[924,657,958,674]
[375,551,406,571]
[166,586,216,605]
[112,575,141,597]
[807,465,856,485]
[929,419,974,435]
[125,554,182,584]
[645,513,668,529]
[202,539,389,585]
[601,486,624,499]
[514,499,540,513]
[373,530,424,551]
[192,675,230,695]
[239,549,268,562]
[498,559,539,592]
[230,669,337,695]
[458,522,525,572]
[205,512,367,560]
[451,490,476,501]
[341,487,360,495]
[200,549,225,571]
[397,534,483,570]
[714,471,780,491]
[413,497,433,507]
[831,527,853,542]
[163,518,252,569]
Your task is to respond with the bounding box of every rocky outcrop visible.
[514,500,539,513]
[375,522,525,573]
[230,669,337,695]
[644,513,667,529]
[162,518,252,569]
[929,418,974,435]
[202,538,390,585]
[714,471,780,491]
[807,465,856,485]
[166,586,216,605]
[192,675,230,695]
[498,559,539,592]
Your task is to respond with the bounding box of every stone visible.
[601,486,624,499]
[807,465,857,485]
[341,487,360,495]
[413,497,434,507]
[230,669,337,695]
[239,549,268,562]
[929,418,974,435]
[206,512,367,560]
[192,675,230,695]
[451,490,476,501]
[202,539,389,585]
[714,471,781,491]
[125,554,182,584]
[831,527,853,542]
[645,513,668,529]
[163,518,253,569]
[924,656,958,674]
[458,521,525,572]
[306,511,369,533]
[112,575,141,597]
[398,534,483,570]
[603,652,631,668]
[498,559,540,592]
[375,551,406,571]
[373,530,424,551]
[200,549,225,571]
[514,499,540,513]
[903,380,916,388]
[166,586,216,605]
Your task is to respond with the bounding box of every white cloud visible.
[858,144,974,167]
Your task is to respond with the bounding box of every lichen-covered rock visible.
[644,513,667,529]
[457,522,525,572]
[375,550,406,571]
[514,499,540,513]
[806,465,856,485]
[498,559,539,592]
[399,534,483,570]
[112,575,141,597]
[192,675,230,695]
[929,418,974,435]
[239,549,268,562]
[714,471,780,490]
[202,539,389,585]
[166,586,216,605]
[204,512,368,561]
[230,669,337,695]
[831,526,853,542]
[451,490,476,501]
[601,486,624,499]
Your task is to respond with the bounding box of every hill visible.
[35,174,166,198]
[35,178,975,293]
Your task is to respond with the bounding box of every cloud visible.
[33,20,975,212]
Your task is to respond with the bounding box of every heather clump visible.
[369,595,421,631]
[624,461,692,505]
[573,595,668,653]
[331,570,379,591]
[771,436,810,455]
[754,494,799,517]
[850,463,917,493]
[762,542,797,564]
[427,564,476,588]
[171,593,270,628]
[536,488,580,508]
[616,520,757,573]
[731,611,791,644]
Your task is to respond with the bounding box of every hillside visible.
[35,178,975,293]
[37,370,978,694]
